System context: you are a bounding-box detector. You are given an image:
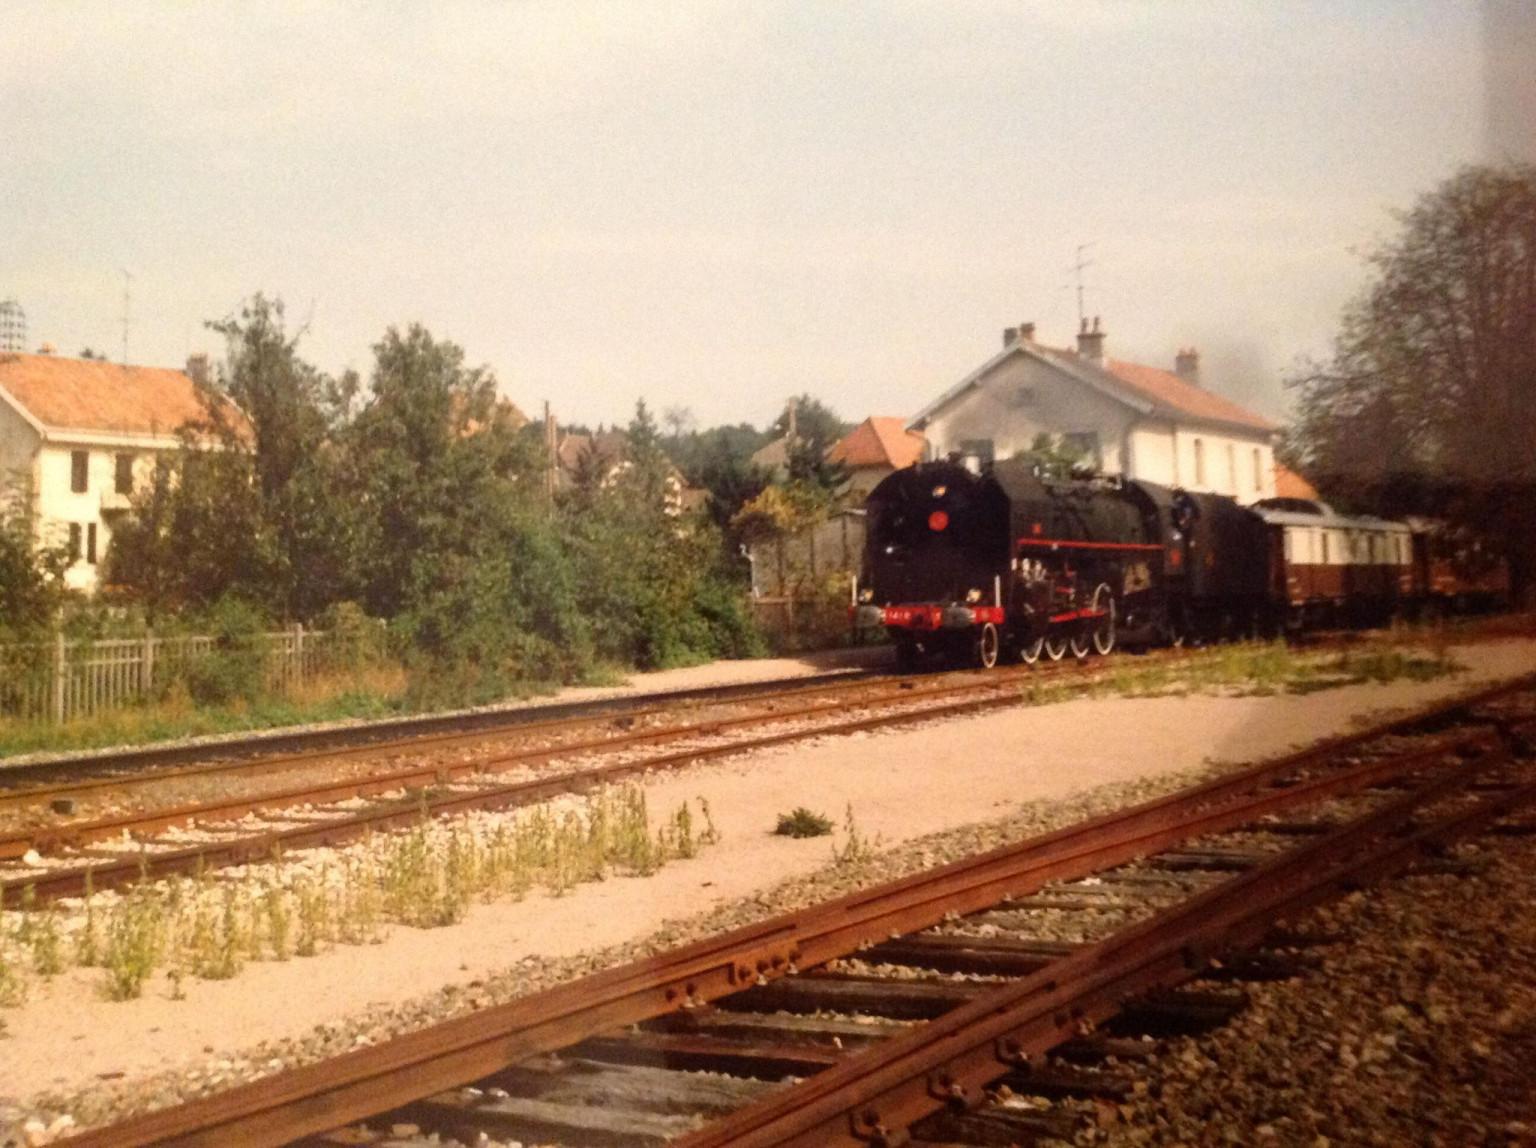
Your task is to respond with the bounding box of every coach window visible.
[70,450,89,493]
[1252,448,1262,492]
[1283,530,1294,562]
[1321,531,1330,564]
[1226,444,1236,494]
[1193,438,1205,486]
[115,453,135,495]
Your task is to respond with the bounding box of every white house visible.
[0,351,227,593]
[909,320,1279,503]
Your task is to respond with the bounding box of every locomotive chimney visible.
[1174,346,1201,387]
[1076,315,1106,364]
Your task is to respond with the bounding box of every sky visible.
[2,2,1528,431]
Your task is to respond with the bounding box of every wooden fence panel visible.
[0,628,355,725]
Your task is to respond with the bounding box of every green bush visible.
[774,807,834,838]
[184,598,270,705]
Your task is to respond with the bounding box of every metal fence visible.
[0,626,367,724]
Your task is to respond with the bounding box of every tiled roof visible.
[0,353,230,439]
[827,417,926,470]
[1099,357,1277,432]
[912,336,1278,438]
[1274,462,1320,500]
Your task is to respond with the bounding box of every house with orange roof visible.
[825,416,926,501]
[909,319,1280,503]
[0,351,233,592]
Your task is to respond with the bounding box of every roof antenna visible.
[120,268,133,365]
[1070,242,1096,328]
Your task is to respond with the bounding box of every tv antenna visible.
[120,269,133,364]
[1070,243,1096,327]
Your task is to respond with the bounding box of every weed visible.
[264,884,292,960]
[102,891,162,1001]
[28,904,64,976]
[831,803,881,867]
[775,807,834,838]
[697,797,721,846]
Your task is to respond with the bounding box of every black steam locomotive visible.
[852,459,1502,669]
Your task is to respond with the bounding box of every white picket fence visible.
[0,627,353,724]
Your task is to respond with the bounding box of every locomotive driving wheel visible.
[1068,628,1091,659]
[1018,633,1044,664]
[975,622,1000,669]
[1043,631,1069,661]
[1090,582,1117,656]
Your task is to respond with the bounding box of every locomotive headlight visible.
[859,588,874,603]
[965,588,982,603]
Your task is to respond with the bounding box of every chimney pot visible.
[1076,318,1107,363]
[185,353,211,386]
[1003,326,1018,347]
[1019,321,1035,342]
[1174,347,1201,387]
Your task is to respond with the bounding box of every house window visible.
[958,439,994,471]
[87,523,98,565]
[115,454,135,495]
[71,450,89,493]
[68,523,82,563]
[1192,438,1205,486]
[1252,448,1262,492]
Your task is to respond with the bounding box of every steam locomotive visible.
[852,459,1505,669]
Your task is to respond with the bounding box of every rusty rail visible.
[58,679,1529,1148]
[674,751,1533,1147]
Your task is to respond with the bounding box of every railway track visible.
[0,650,1179,902]
[59,675,1536,1148]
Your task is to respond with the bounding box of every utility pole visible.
[120,269,133,365]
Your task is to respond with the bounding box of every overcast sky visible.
[2,2,1528,430]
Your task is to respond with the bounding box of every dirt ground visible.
[2,638,1533,1115]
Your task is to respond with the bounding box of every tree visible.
[109,295,351,618]
[0,478,68,634]
[1012,432,1090,479]
[1288,164,1536,604]
[772,394,851,494]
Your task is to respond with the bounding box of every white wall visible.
[920,352,1275,501]
[921,352,1137,473]
[1172,427,1274,502]
[36,442,164,593]
[0,401,40,496]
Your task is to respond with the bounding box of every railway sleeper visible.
[573,1030,846,1079]
[907,1102,1082,1146]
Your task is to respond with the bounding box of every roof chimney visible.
[1076,315,1105,364]
[1174,346,1201,387]
[1019,322,1035,342]
[185,353,211,387]
[1002,326,1019,347]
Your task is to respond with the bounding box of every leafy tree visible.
[0,478,68,635]
[773,395,851,495]
[109,295,351,618]
[1288,164,1536,604]
[1011,432,1090,479]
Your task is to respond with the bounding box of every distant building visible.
[825,416,926,502]
[0,351,235,593]
[909,319,1279,503]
